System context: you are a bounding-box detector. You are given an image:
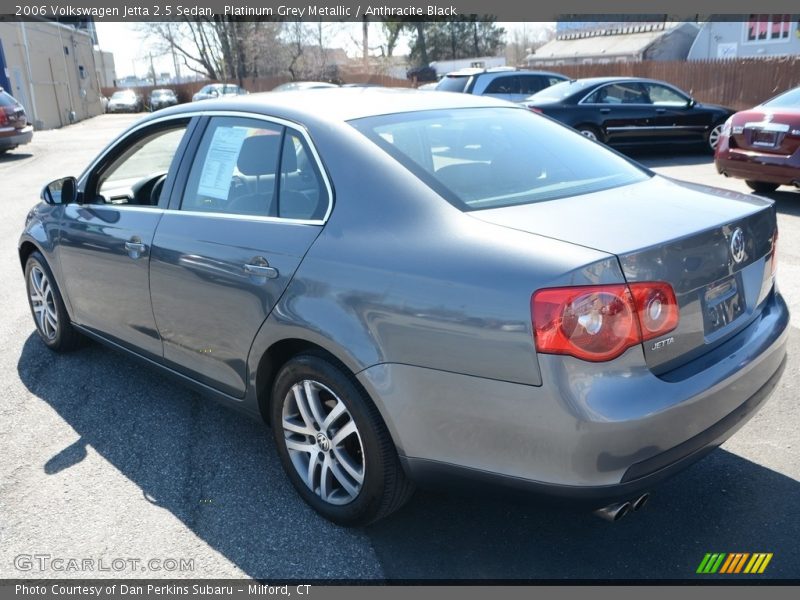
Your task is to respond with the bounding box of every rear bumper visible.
[358,288,789,500]
[715,142,800,185]
[0,126,33,149]
[404,355,785,503]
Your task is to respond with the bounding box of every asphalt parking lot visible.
[1,114,798,580]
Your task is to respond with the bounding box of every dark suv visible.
[0,88,33,154]
[435,67,568,102]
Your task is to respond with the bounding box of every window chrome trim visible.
[72,204,323,226]
[167,209,325,227]
[77,110,334,225]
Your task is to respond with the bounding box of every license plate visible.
[703,277,744,334]
[752,130,778,147]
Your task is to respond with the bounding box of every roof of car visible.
[144,87,518,125]
[444,67,565,78]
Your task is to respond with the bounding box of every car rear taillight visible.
[532,282,679,362]
[0,108,8,126]
[528,107,543,113]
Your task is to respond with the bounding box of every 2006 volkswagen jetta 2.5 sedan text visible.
[19,89,788,525]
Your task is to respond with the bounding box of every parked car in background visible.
[0,87,33,154]
[192,83,248,102]
[524,77,734,152]
[20,90,787,526]
[715,86,800,193]
[99,95,109,113]
[436,67,568,102]
[149,89,178,111]
[272,81,339,92]
[107,90,143,113]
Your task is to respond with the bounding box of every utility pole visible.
[149,53,157,86]
[362,16,369,70]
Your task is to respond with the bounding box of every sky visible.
[95,21,553,80]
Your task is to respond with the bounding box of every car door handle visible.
[599,108,611,114]
[244,262,279,279]
[124,239,146,259]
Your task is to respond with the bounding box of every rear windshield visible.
[0,91,19,107]
[762,87,800,108]
[350,107,649,211]
[436,76,470,93]
[111,91,134,99]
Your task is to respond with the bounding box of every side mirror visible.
[210,89,220,97]
[41,177,78,205]
[687,98,697,108]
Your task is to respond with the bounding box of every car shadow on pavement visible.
[0,152,33,163]
[17,333,800,580]
[761,189,800,217]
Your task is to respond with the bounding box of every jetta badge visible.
[730,228,746,264]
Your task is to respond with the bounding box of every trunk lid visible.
[472,176,778,373]
[729,108,800,156]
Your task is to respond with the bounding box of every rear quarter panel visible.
[248,119,624,388]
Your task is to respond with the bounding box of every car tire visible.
[576,125,603,143]
[271,353,414,526]
[24,251,84,352]
[745,180,780,194]
[707,122,725,153]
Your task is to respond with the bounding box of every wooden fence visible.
[553,58,800,111]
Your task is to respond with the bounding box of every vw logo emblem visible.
[316,432,331,452]
[730,228,746,264]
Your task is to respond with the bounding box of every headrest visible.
[237,134,282,176]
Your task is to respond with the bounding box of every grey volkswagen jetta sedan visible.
[19,89,788,525]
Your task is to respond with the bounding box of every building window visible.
[746,14,791,42]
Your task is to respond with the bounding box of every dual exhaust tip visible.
[593,492,650,522]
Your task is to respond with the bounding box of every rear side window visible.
[350,107,649,211]
[182,117,328,220]
[436,76,470,93]
[519,76,548,95]
[484,76,520,95]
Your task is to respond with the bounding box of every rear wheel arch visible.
[255,338,365,425]
[575,123,604,142]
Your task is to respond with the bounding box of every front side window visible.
[182,117,328,220]
[585,83,649,104]
[94,124,187,206]
[350,107,649,211]
[643,83,688,106]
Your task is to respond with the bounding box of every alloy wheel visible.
[281,380,365,505]
[29,265,58,340]
[708,124,723,150]
[579,129,598,141]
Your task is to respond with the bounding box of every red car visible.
[0,87,33,154]
[715,86,800,193]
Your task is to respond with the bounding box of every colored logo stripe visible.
[697,553,773,574]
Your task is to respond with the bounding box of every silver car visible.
[192,83,247,102]
[19,89,788,525]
